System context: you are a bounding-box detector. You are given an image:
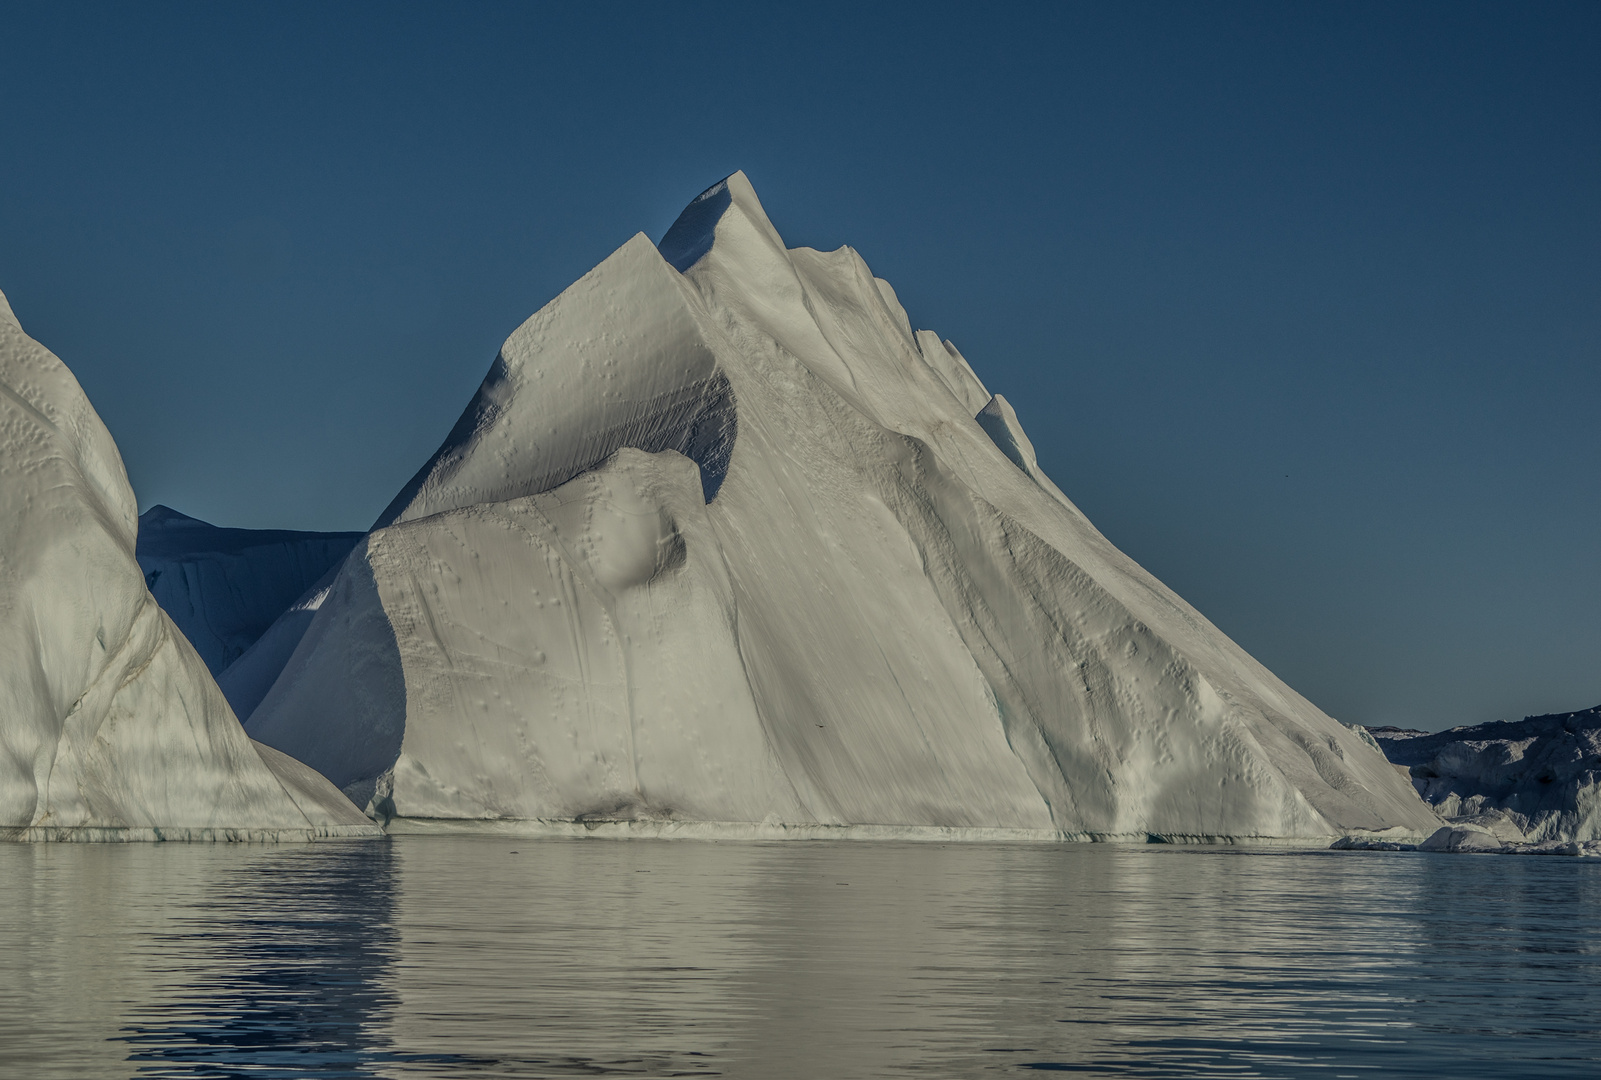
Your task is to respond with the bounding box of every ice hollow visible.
[245,172,1440,840]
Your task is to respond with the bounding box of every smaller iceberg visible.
[1369,706,1601,844]
[0,288,379,841]
[136,505,363,675]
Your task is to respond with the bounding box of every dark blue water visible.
[1,838,1597,1079]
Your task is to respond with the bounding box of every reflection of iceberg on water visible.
[241,173,1437,842]
[118,844,401,1071]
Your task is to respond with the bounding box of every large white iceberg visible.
[247,173,1439,840]
[0,290,378,841]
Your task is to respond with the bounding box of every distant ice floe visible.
[136,505,362,675]
[136,507,365,720]
[240,173,1440,842]
[1336,707,1601,855]
[0,290,377,841]
[1333,827,1600,856]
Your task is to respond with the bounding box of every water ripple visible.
[0,841,1597,1078]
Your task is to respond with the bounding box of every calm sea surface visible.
[0,837,1597,1079]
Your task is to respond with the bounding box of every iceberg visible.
[1369,706,1601,844]
[0,290,378,841]
[136,505,362,676]
[135,505,363,719]
[246,173,1440,840]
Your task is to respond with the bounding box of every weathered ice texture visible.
[0,290,378,841]
[247,173,1439,840]
[1370,706,1601,843]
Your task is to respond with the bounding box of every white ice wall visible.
[0,290,378,840]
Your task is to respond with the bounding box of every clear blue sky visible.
[1,1,1596,731]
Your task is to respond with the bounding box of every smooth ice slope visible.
[248,174,1439,840]
[1371,707,1601,843]
[135,505,363,720]
[0,290,378,840]
[214,564,346,723]
[136,505,362,675]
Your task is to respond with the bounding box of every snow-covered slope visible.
[1370,707,1601,843]
[247,173,1439,840]
[0,290,378,841]
[213,564,344,723]
[136,505,361,675]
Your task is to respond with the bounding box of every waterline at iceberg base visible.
[237,173,1440,844]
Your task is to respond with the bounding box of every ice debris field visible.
[1,173,1593,852]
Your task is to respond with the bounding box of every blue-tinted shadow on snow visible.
[679,372,736,502]
[244,540,407,801]
[657,177,733,273]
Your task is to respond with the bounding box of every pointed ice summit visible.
[0,291,377,840]
[245,173,1438,840]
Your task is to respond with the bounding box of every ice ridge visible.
[372,235,737,529]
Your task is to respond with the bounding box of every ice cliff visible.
[245,173,1440,840]
[0,290,378,840]
[1370,706,1601,844]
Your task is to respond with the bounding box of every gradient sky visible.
[1,1,1596,732]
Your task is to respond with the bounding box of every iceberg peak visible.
[656,170,784,274]
[138,504,201,527]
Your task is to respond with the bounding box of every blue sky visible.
[1,1,1596,731]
